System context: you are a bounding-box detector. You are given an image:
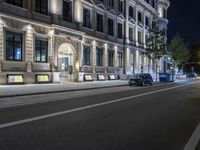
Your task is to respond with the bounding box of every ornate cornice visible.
[157,0,170,8]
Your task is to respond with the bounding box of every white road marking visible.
[184,123,200,150]
[0,81,199,129]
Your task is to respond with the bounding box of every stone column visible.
[114,46,118,68]
[92,41,96,73]
[25,25,34,73]
[50,0,62,23]
[135,8,138,46]
[48,29,55,71]
[135,49,139,73]
[0,19,3,72]
[79,41,83,69]
[104,43,108,73]
[143,12,146,47]
[125,47,130,74]
[125,1,129,43]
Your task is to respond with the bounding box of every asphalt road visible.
[0,80,200,150]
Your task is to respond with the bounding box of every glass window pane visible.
[6,42,14,60]
[6,33,13,41]
[6,31,23,61]
[15,43,22,60]
[35,38,48,62]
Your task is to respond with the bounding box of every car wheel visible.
[129,83,132,86]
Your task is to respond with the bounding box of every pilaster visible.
[104,44,108,72]
[92,41,96,73]
[0,18,4,72]
[114,46,118,68]
[25,25,34,73]
[125,47,130,74]
[48,29,55,71]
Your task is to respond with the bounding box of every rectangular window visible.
[118,52,123,67]
[108,0,114,8]
[152,0,155,8]
[6,0,23,7]
[83,8,90,28]
[138,11,142,23]
[163,9,167,18]
[129,27,134,41]
[145,34,149,44]
[63,0,72,22]
[118,0,123,13]
[108,18,114,36]
[118,23,123,39]
[145,17,149,26]
[108,50,114,67]
[96,13,104,32]
[35,38,48,62]
[138,31,142,44]
[35,0,48,15]
[83,46,90,65]
[6,31,23,61]
[129,6,134,18]
[96,48,103,66]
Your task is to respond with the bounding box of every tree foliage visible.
[169,34,190,66]
[144,20,166,61]
[189,43,200,63]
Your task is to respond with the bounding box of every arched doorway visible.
[58,43,75,81]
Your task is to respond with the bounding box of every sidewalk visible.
[0,79,188,98]
[0,80,128,98]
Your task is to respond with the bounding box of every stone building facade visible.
[0,0,170,84]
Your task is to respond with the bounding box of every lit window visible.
[118,52,123,67]
[83,46,90,65]
[108,50,114,67]
[96,48,103,66]
[6,31,23,61]
[35,38,48,62]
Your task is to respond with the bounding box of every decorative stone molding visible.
[157,0,170,8]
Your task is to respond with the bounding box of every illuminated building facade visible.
[0,0,170,84]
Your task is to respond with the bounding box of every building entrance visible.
[58,43,74,81]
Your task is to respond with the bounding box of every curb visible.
[0,84,128,99]
[0,81,179,99]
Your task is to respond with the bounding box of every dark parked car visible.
[129,73,153,86]
[186,72,197,79]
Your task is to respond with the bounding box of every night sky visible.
[168,0,200,44]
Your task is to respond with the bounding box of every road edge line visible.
[183,123,200,150]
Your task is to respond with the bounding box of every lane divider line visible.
[184,123,200,150]
[0,81,199,129]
